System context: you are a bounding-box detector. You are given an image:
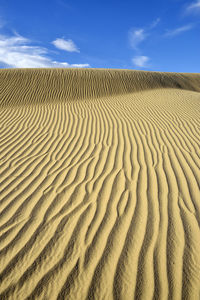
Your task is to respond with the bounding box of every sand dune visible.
[0,68,200,299]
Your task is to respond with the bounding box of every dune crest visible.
[0,68,200,106]
[0,69,200,299]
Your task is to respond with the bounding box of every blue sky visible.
[0,0,199,72]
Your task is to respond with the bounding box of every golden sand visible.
[0,68,200,299]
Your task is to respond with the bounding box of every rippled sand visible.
[0,69,200,299]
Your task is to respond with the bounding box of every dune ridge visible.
[0,69,200,299]
[0,68,200,106]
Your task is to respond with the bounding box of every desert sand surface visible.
[0,68,200,300]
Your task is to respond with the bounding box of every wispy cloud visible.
[129,18,160,50]
[128,18,160,69]
[52,38,80,52]
[150,18,161,29]
[0,34,89,68]
[129,29,146,50]
[185,0,200,14]
[164,24,194,37]
[132,55,149,68]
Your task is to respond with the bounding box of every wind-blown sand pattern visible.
[0,68,200,300]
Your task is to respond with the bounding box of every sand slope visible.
[0,69,200,299]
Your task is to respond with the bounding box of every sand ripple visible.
[0,69,200,299]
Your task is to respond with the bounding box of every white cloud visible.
[129,18,160,50]
[0,34,90,68]
[132,56,149,68]
[186,0,200,13]
[165,24,194,37]
[52,38,79,52]
[129,29,146,49]
[70,63,90,68]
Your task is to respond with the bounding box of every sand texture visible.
[0,68,200,300]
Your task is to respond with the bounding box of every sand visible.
[0,68,200,299]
